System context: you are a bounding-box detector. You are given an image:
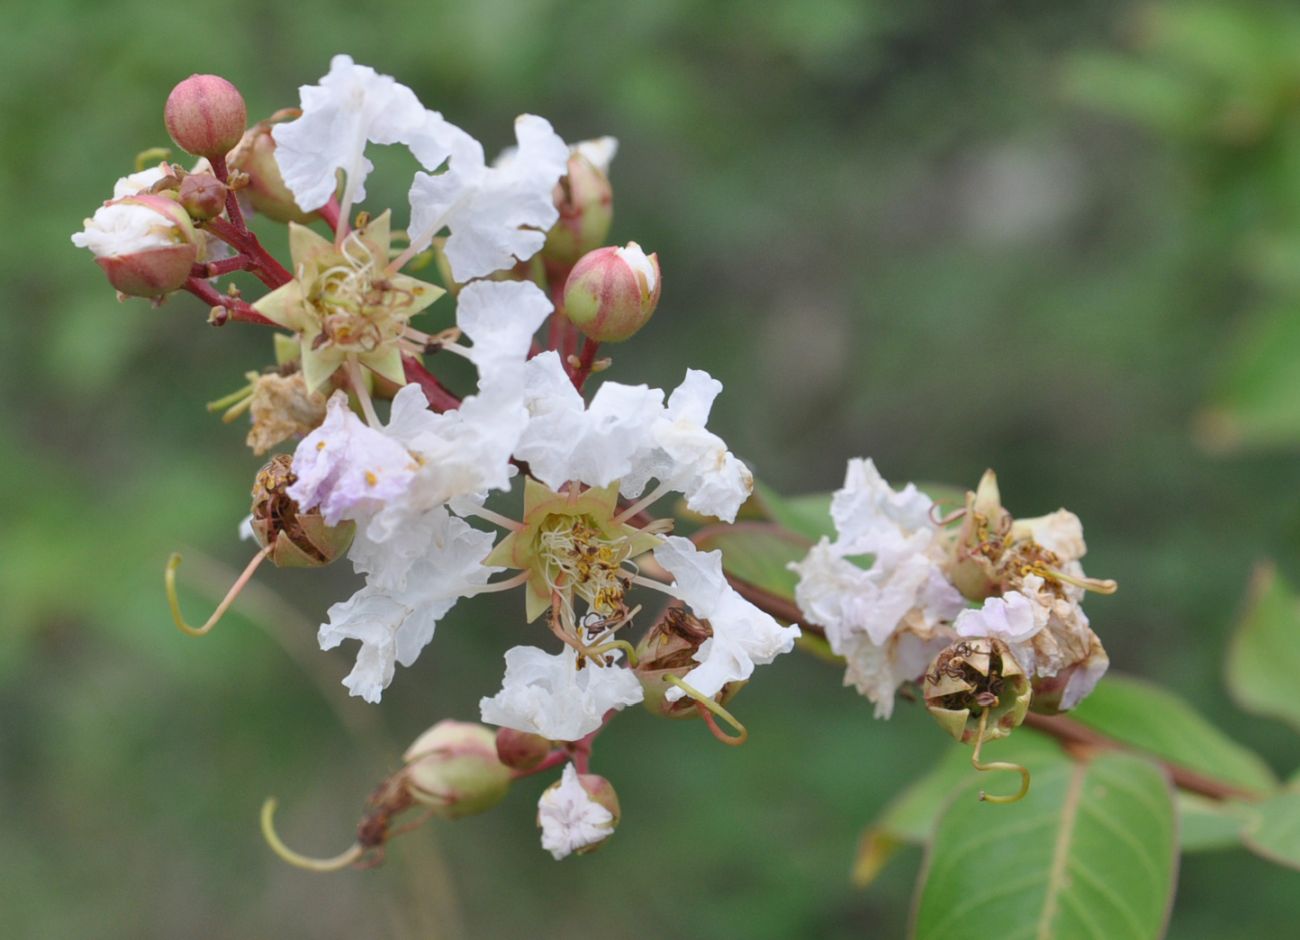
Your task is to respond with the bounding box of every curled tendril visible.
[165,545,271,637]
[260,798,363,872]
[971,710,1030,804]
[134,147,172,172]
[665,675,748,746]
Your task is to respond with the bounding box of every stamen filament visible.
[166,545,272,637]
[971,710,1030,804]
[458,571,530,597]
[615,481,672,524]
[630,573,680,599]
[585,639,640,666]
[260,798,363,872]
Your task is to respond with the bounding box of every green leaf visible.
[1067,673,1277,794]
[854,732,1064,886]
[1176,793,1253,852]
[1226,562,1300,734]
[694,522,810,602]
[912,751,1177,940]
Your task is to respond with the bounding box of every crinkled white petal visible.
[953,584,1049,644]
[538,763,613,860]
[273,54,453,213]
[830,458,936,561]
[71,202,178,257]
[408,114,569,280]
[319,508,495,702]
[479,644,644,741]
[653,536,800,701]
[515,352,663,491]
[287,392,416,526]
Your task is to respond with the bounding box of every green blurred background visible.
[5,0,1299,936]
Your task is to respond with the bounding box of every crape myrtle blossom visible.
[791,459,966,718]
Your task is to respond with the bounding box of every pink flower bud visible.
[164,74,247,159]
[72,194,198,297]
[561,242,660,343]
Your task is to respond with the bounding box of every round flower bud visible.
[923,637,1031,743]
[561,243,660,343]
[249,454,355,567]
[71,193,199,297]
[537,764,620,860]
[164,74,247,159]
[542,149,614,266]
[496,727,552,772]
[403,720,513,820]
[178,172,228,222]
[228,121,316,224]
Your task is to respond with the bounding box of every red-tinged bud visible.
[542,149,614,265]
[228,119,316,224]
[164,74,247,159]
[537,765,621,859]
[73,193,199,297]
[403,721,513,819]
[562,243,660,343]
[496,727,552,771]
[179,172,227,221]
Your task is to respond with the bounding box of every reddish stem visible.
[192,255,255,278]
[209,154,250,236]
[204,216,293,289]
[570,337,601,390]
[183,276,276,326]
[401,356,462,412]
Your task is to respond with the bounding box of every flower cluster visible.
[791,460,1115,736]
[76,57,803,865]
[76,55,1116,869]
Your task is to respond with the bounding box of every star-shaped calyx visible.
[484,478,665,624]
[254,211,444,391]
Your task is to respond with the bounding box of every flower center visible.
[308,235,418,353]
[535,513,631,617]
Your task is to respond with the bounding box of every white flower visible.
[319,508,496,702]
[514,351,663,491]
[287,392,417,526]
[537,763,614,860]
[953,580,1049,644]
[653,536,800,701]
[408,114,569,281]
[71,202,180,258]
[273,54,454,215]
[1014,508,1087,563]
[479,644,644,741]
[112,165,170,199]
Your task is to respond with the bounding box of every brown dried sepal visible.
[246,367,329,456]
[249,454,354,567]
[923,637,1031,744]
